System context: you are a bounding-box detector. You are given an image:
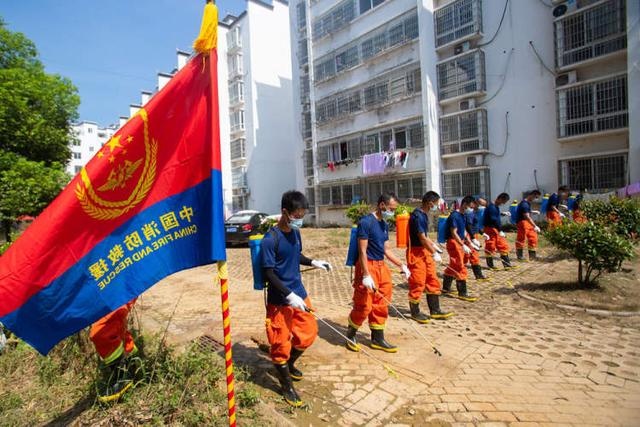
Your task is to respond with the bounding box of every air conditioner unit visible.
[555,70,577,86]
[459,99,476,111]
[306,177,314,186]
[466,154,484,168]
[552,0,577,17]
[454,41,471,55]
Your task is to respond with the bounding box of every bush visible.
[345,201,371,225]
[582,197,640,239]
[257,217,277,234]
[545,221,635,286]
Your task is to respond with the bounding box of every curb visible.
[516,290,640,317]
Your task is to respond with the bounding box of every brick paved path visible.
[138,230,640,426]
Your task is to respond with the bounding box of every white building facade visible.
[291,0,637,226]
[68,122,117,176]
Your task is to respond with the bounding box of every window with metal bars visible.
[230,110,245,132]
[312,0,355,40]
[335,45,359,73]
[231,166,247,188]
[306,187,315,208]
[437,50,485,101]
[434,0,482,47]
[230,138,246,161]
[555,0,626,68]
[302,111,312,139]
[321,187,331,205]
[229,81,244,104]
[559,154,627,191]
[298,39,308,66]
[557,74,627,138]
[304,149,314,177]
[296,2,306,30]
[442,169,489,198]
[439,109,488,155]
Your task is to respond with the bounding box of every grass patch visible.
[0,330,270,426]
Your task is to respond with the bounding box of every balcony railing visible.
[556,74,627,138]
[437,50,485,101]
[434,0,482,48]
[554,0,626,69]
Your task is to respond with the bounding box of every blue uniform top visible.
[357,213,388,261]
[516,200,532,223]
[548,193,560,209]
[445,210,466,240]
[465,210,480,235]
[483,203,502,229]
[409,208,429,247]
[261,227,307,306]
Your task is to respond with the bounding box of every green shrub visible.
[345,201,371,225]
[582,197,640,239]
[545,221,634,286]
[394,204,413,217]
[256,217,277,234]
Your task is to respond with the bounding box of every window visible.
[557,74,628,138]
[560,154,626,191]
[298,39,308,66]
[302,111,312,139]
[229,81,244,104]
[306,187,315,208]
[313,0,355,40]
[394,129,407,149]
[74,166,82,174]
[231,166,247,188]
[230,110,245,132]
[331,186,342,206]
[397,179,410,199]
[439,109,488,154]
[335,46,359,73]
[230,138,246,160]
[442,169,490,198]
[388,23,404,46]
[411,176,425,199]
[321,187,331,205]
[87,127,93,134]
[359,0,385,15]
[343,185,353,205]
[409,123,424,148]
[362,134,379,155]
[437,50,485,100]
[434,0,482,47]
[226,27,242,50]
[296,2,306,30]
[381,130,393,151]
[89,146,94,152]
[73,139,81,146]
[304,149,314,177]
[229,53,243,76]
[73,152,81,159]
[555,0,627,68]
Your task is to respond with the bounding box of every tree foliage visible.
[345,201,371,225]
[581,197,640,239]
[0,19,80,165]
[545,220,635,286]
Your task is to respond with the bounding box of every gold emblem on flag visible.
[75,109,157,220]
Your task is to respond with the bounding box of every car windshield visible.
[226,214,253,224]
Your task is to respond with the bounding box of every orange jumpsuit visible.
[516,221,538,250]
[407,247,441,300]
[348,260,392,330]
[484,226,510,256]
[546,210,562,227]
[265,297,317,364]
[573,209,586,223]
[444,239,468,281]
[90,299,137,365]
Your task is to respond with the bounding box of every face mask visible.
[289,217,303,229]
[465,208,474,214]
[430,205,438,212]
[382,210,394,220]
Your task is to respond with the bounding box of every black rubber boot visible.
[455,280,478,302]
[516,248,525,260]
[274,363,304,407]
[345,325,360,352]
[370,329,398,353]
[426,294,454,320]
[471,264,487,280]
[288,348,304,381]
[97,356,134,403]
[500,254,514,269]
[442,275,454,295]
[486,256,497,270]
[409,302,430,324]
[528,250,537,260]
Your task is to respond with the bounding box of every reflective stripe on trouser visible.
[348,260,392,330]
[516,221,538,250]
[89,299,137,364]
[484,226,510,256]
[547,211,562,227]
[444,239,467,281]
[407,247,441,300]
[265,297,318,365]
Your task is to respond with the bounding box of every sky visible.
[1,0,249,126]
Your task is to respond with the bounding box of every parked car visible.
[225,210,268,246]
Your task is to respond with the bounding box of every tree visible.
[0,151,69,242]
[0,18,80,165]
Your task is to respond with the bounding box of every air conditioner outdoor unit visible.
[552,0,577,17]
[306,177,314,186]
[459,99,476,111]
[466,154,483,168]
[454,41,471,55]
[555,70,577,86]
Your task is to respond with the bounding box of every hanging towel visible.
[362,153,385,175]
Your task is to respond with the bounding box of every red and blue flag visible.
[0,47,225,354]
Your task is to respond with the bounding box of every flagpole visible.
[195,2,237,426]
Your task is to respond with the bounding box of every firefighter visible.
[516,190,542,261]
[261,190,332,407]
[442,196,478,302]
[483,193,514,270]
[546,186,569,226]
[406,191,454,322]
[345,192,410,353]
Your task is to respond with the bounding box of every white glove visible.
[482,233,490,241]
[462,244,472,254]
[560,213,566,218]
[433,252,442,263]
[560,204,568,210]
[312,259,332,271]
[531,210,540,215]
[401,264,411,280]
[499,231,506,237]
[433,244,443,254]
[534,226,541,233]
[362,275,376,291]
[286,292,307,311]
[472,238,481,248]
[501,211,511,217]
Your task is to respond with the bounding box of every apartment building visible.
[68,122,117,176]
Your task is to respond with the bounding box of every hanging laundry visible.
[327,161,335,172]
[362,153,385,175]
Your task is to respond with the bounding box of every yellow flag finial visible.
[193,1,218,54]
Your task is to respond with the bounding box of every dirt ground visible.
[134,228,640,426]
